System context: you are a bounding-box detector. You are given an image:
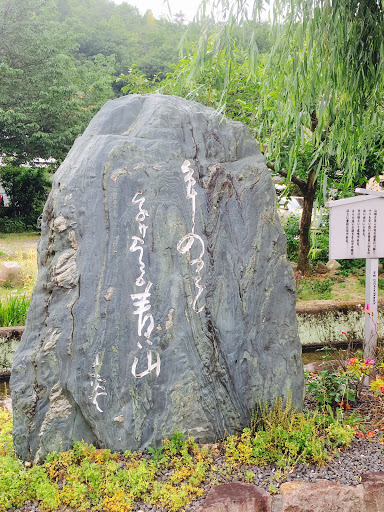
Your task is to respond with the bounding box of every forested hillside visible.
[0,0,200,165]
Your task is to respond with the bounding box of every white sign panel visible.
[326,195,384,259]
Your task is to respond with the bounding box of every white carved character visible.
[131,348,161,378]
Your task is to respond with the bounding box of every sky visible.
[113,0,204,21]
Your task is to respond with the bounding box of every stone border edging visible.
[0,326,24,339]
[296,299,384,315]
[195,474,384,512]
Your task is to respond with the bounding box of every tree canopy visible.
[0,0,116,164]
[0,0,199,165]
[165,0,384,271]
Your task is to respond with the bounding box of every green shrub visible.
[0,295,30,326]
[224,398,354,469]
[337,259,366,276]
[0,455,28,511]
[307,369,356,407]
[0,218,27,233]
[0,165,51,229]
[282,213,300,261]
[310,223,329,265]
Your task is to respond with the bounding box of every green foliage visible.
[307,369,356,408]
[0,295,30,326]
[268,483,278,494]
[0,0,116,164]
[0,218,27,234]
[281,213,300,262]
[307,355,379,412]
[0,408,26,511]
[370,378,384,396]
[25,465,60,510]
[161,41,263,122]
[310,215,330,265]
[179,0,384,271]
[244,470,255,482]
[0,455,27,511]
[0,407,13,455]
[0,165,51,226]
[58,0,193,80]
[118,66,157,95]
[295,277,333,300]
[224,398,354,469]
[346,357,375,382]
[324,409,355,447]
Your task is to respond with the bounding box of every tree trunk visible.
[297,169,317,274]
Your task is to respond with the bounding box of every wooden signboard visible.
[326,189,384,361]
[327,195,384,260]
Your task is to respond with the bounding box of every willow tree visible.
[180,0,384,273]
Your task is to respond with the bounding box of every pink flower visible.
[366,304,370,311]
[342,331,348,336]
[348,358,356,365]
[365,359,375,365]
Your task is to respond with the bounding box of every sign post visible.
[364,258,378,360]
[326,189,384,362]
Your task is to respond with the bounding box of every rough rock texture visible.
[316,262,328,274]
[196,482,272,512]
[279,480,364,512]
[11,94,304,461]
[361,472,384,512]
[326,259,341,271]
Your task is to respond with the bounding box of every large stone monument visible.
[11,94,304,462]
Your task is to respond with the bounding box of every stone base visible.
[195,473,384,512]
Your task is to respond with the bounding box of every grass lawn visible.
[0,231,39,255]
[0,232,39,299]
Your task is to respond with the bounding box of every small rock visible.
[326,259,341,271]
[0,261,23,287]
[316,262,328,274]
[367,175,384,192]
[195,483,271,512]
[0,396,12,414]
[280,480,364,512]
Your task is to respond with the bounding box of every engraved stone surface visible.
[11,94,304,461]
